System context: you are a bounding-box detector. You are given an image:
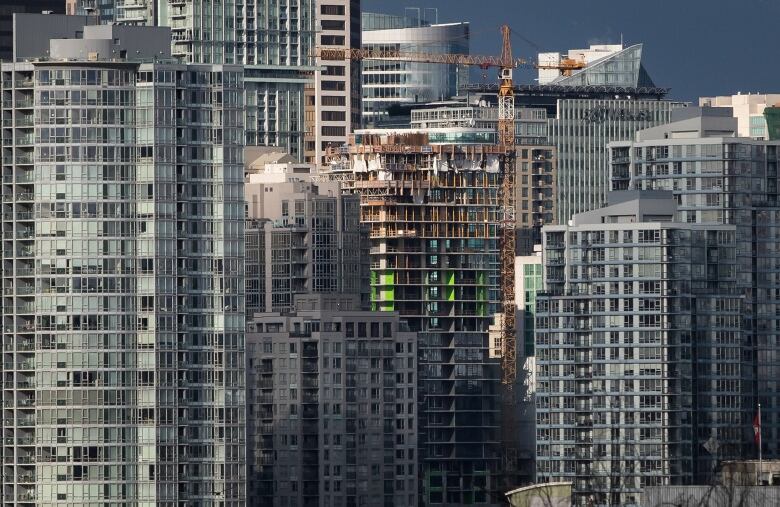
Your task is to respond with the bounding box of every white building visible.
[314,0,362,165]
[538,43,656,88]
[361,12,468,126]
[538,44,623,85]
[699,93,780,139]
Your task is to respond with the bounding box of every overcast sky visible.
[364,0,780,101]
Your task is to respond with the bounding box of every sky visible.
[363,0,780,102]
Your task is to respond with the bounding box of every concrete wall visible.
[50,24,171,60]
[13,13,88,61]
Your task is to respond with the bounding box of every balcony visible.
[15,117,34,128]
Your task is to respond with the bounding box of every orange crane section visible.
[314,46,529,70]
[536,57,587,77]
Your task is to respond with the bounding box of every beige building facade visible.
[700,93,780,139]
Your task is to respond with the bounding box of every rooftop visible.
[570,191,677,226]
[11,13,171,63]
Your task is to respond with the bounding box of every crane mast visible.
[497,25,517,389]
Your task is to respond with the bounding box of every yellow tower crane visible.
[315,25,524,388]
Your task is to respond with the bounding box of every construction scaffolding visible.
[330,131,511,504]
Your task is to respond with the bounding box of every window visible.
[321,95,346,107]
[323,65,346,76]
[321,80,345,91]
[321,20,346,31]
[322,111,346,122]
[320,35,345,46]
[321,4,345,15]
[322,126,346,137]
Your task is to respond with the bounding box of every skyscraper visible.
[163,0,316,159]
[330,129,505,505]
[1,15,246,504]
[536,191,745,506]
[550,97,682,224]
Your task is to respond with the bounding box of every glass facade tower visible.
[550,98,682,224]
[361,12,469,127]
[1,19,246,505]
[72,0,317,160]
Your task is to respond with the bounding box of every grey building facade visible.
[536,192,747,506]
[609,107,780,472]
[0,3,64,62]
[1,16,246,505]
[246,294,418,506]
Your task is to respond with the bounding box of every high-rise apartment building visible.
[1,16,246,505]
[515,146,555,255]
[71,0,317,159]
[246,294,418,506]
[699,92,780,139]
[515,252,542,374]
[507,251,544,487]
[162,0,316,158]
[314,0,362,165]
[609,107,780,470]
[536,191,745,506]
[243,156,369,315]
[68,0,139,25]
[331,129,505,505]
[361,12,468,127]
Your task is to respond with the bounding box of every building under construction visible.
[328,128,515,505]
